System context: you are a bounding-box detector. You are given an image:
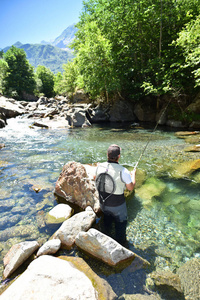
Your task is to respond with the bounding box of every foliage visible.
[35,65,55,98]
[3,43,74,75]
[72,21,120,100]
[54,60,79,97]
[2,46,36,99]
[176,15,200,87]
[67,0,200,101]
[0,59,8,94]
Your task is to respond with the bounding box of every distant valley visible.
[2,24,77,74]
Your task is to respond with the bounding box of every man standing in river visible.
[95,144,136,247]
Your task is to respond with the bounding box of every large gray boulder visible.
[65,104,91,127]
[75,228,150,267]
[54,161,100,213]
[0,255,99,300]
[52,207,96,249]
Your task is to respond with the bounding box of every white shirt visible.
[121,167,132,184]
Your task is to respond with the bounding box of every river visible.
[0,116,199,297]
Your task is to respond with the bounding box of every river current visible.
[0,116,199,297]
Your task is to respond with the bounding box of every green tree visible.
[54,60,82,97]
[0,59,8,94]
[73,0,200,100]
[2,46,36,98]
[72,21,120,100]
[36,65,54,98]
[176,15,200,88]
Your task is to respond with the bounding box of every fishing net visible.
[95,173,115,203]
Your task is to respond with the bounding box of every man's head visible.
[107,144,121,162]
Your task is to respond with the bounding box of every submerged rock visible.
[150,269,182,293]
[3,241,39,279]
[54,161,100,213]
[135,177,166,207]
[175,131,200,137]
[184,144,200,152]
[177,257,200,300]
[171,159,200,179]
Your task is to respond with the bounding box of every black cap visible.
[107,144,121,159]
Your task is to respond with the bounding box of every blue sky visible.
[0,0,84,49]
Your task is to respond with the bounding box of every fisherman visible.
[95,144,136,247]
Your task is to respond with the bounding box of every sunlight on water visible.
[0,116,199,293]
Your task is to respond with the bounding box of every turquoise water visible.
[0,116,199,297]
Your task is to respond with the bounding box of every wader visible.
[96,162,127,246]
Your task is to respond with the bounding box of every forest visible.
[0,0,200,111]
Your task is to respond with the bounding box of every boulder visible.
[88,105,110,123]
[0,96,25,118]
[36,239,61,257]
[54,161,100,213]
[75,228,150,267]
[65,105,91,127]
[32,121,49,128]
[60,256,117,300]
[46,203,73,224]
[109,100,136,122]
[177,257,200,300]
[3,241,39,279]
[175,131,200,137]
[134,103,156,122]
[52,207,96,249]
[0,255,101,300]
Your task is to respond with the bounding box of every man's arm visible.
[125,169,136,191]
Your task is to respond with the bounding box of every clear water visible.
[0,116,199,297]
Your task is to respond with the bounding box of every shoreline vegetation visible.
[0,0,200,126]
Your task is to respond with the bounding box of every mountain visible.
[2,25,77,73]
[51,24,77,49]
[41,24,77,50]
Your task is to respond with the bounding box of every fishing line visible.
[133,99,172,171]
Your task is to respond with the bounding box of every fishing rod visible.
[133,99,172,171]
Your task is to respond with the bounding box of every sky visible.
[0,0,84,49]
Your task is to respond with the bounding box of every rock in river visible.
[54,161,100,213]
[52,206,96,249]
[75,228,150,267]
